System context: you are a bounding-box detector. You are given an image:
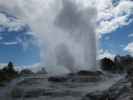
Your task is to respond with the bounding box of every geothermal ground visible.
[0,73,124,100]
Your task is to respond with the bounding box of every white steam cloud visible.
[0,0,97,74]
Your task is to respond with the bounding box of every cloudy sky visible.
[0,0,132,70]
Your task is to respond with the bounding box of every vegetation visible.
[0,54,132,86]
[0,61,18,85]
[100,57,115,72]
[100,55,133,73]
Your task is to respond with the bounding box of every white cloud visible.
[124,42,133,55]
[0,0,132,38]
[98,49,115,59]
[16,37,29,51]
[0,13,25,32]
[0,63,7,69]
[0,0,132,39]
[96,0,133,38]
[2,41,18,45]
[0,0,24,18]
[16,35,38,51]
[16,62,42,72]
[128,33,133,37]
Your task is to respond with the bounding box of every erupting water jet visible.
[18,0,97,74]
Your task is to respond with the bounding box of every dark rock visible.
[82,77,130,100]
[48,76,68,82]
[77,70,103,76]
[66,71,104,82]
[108,79,130,100]
[82,91,111,100]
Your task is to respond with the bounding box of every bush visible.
[100,57,115,72]
[0,61,18,83]
[100,55,133,73]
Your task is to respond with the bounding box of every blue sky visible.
[100,20,133,56]
[0,26,40,66]
[0,13,40,66]
[0,0,132,67]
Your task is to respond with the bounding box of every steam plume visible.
[0,0,97,74]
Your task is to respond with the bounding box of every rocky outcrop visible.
[48,76,68,82]
[48,71,104,83]
[82,77,131,100]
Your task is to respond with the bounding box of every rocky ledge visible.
[48,70,104,83]
[82,76,131,100]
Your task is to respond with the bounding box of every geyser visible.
[18,0,97,73]
[21,0,96,71]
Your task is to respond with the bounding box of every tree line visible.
[0,62,34,86]
[100,55,133,73]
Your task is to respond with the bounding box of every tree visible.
[101,55,133,73]
[100,57,115,72]
[7,61,14,73]
[2,61,16,74]
[0,62,18,83]
[114,55,133,72]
